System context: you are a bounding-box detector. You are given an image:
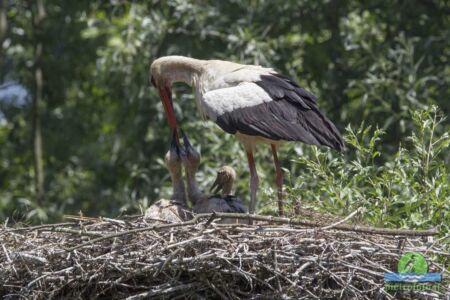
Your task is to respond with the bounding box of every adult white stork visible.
[150,56,344,216]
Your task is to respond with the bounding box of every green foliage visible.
[285,106,449,234]
[0,0,448,237]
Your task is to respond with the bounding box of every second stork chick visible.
[209,166,247,214]
[180,132,248,223]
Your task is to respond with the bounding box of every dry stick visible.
[258,260,296,286]
[10,252,48,264]
[166,236,203,250]
[220,257,275,291]
[1,243,12,263]
[0,222,77,235]
[340,262,384,277]
[210,212,438,236]
[41,228,103,237]
[234,226,309,233]
[63,215,99,222]
[321,208,362,230]
[153,248,181,277]
[126,282,198,300]
[293,261,313,278]
[425,233,450,255]
[64,212,438,252]
[193,211,218,237]
[206,279,230,300]
[271,248,282,292]
[101,217,126,225]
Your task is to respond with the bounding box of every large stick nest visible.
[1,212,448,299]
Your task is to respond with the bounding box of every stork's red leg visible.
[271,144,284,217]
[246,149,259,215]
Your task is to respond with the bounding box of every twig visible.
[12,252,48,264]
[41,227,103,237]
[126,283,198,300]
[153,248,182,277]
[321,208,362,230]
[206,279,230,300]
[0,222,77,235]
[1,243,12,263]
[209,212,438,236]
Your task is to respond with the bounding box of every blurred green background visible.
[0,1,449,232]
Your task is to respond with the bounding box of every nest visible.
[1,212,448,299]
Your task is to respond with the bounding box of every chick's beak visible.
[180,129,192,149]
[210,175,224,194]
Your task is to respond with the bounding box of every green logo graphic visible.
[397,252,428,274]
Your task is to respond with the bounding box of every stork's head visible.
[210,165,236,196]
[150,56,204,133]
[150,57,178,131]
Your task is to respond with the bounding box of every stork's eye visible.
[150,76,156,87]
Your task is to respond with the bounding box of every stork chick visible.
[209,166,248,214]
[144,132,191,223]
[210,166,236,196]
[180,131,248,223]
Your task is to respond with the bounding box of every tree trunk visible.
[32,0,46,204]
[0,0,7,47]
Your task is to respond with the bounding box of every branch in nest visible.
[63,211,438,252]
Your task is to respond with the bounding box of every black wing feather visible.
[215,73,345,151]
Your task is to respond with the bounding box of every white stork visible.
[150,56,344,216]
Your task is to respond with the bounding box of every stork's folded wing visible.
[202,82,344,151]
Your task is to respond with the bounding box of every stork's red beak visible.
[158,86,181,144]
[158,86,177,130]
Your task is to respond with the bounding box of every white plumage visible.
[150,56,344,216]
